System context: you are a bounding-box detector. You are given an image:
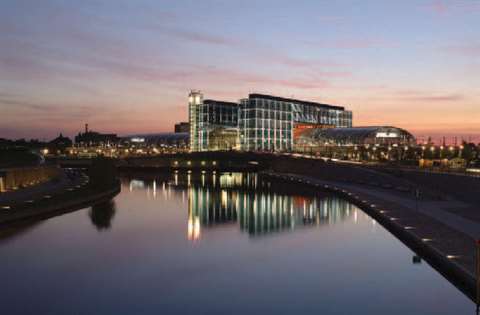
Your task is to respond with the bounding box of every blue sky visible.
[1,0,479,142]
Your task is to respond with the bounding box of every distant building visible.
[48,133,73,153]
[123,132,189,148]
[174,122,190,133]
[188,90,352,152]
[75,124,119,146]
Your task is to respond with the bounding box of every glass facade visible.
[292,103,352,128]
[190,91,353,152]
[189,91,239,152]
[239,97,293,152]
[239,94,352,152]
[189,91,203,151]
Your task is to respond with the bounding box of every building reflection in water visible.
[186,172,354,241]
[125,173,356,242]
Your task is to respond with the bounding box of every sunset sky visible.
[1,0,479,143]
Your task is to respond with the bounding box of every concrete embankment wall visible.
[0,158,120,226]
[261,171,477,303]
[0,166,61,192]
[0,182,120,226]
[377,168,480,204]
[269,156,419,193]
[120,152,268,172]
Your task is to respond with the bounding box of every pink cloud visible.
[165,28,236,46]
[393,90,465,102]
[304,38,395,50]
[425,1,448,15]
[442,44,480,57]
[423,0,480,16]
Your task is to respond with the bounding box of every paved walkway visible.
[328,180,480,240]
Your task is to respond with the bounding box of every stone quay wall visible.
[0,165,61,193]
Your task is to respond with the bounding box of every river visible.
[0,172,473,314]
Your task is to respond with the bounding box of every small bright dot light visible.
[404,226,415,230]
[422,238,433,242]
[390,217,398,221]
[447,255,460,259]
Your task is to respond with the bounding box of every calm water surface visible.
[0,172,474,315]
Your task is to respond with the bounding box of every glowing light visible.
[376,132,398,138]
[188,216,201,241]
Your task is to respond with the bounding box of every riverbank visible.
[0,178,120,226]
[260,171,478,303]
[0,158,121,226]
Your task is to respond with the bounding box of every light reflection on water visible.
[0,172,474,315]
[127,172,362,241]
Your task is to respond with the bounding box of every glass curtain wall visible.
[240,98,293,152]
